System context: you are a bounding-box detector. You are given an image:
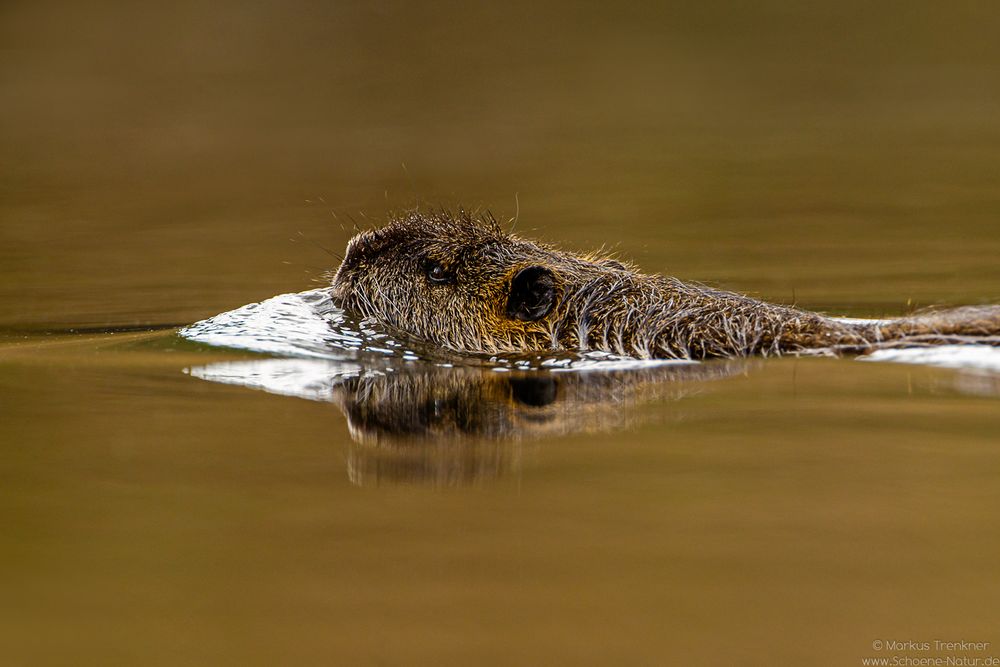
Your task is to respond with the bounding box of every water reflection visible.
[948,371,1000,399]
[188,359,750,486]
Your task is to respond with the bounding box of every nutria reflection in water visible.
[336,362,752,486]
[332,210,1000,359]
[189,359,749,486]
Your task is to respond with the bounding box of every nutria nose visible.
[347,228,395,259]
[331,234,368,299]
[344,230,371,256]
[334,239,359,277]
[338,230,380,272]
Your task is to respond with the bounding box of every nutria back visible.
[332,210,1000,359]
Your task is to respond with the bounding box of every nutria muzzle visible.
[331,209,1000,359]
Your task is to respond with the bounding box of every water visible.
[3,2,1000,664]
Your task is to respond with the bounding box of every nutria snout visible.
[331,209,1000,359]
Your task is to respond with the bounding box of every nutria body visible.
[331,210,1000,360]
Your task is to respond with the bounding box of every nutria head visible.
[331,210,628,353]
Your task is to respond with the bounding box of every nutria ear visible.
[506,266,556,321]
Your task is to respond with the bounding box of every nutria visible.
[331,210,1000,360]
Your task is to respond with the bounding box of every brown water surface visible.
[2,1,999,664]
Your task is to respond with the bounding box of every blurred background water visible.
[2,1,999,664]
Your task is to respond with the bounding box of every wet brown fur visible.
[331,210,1000,359]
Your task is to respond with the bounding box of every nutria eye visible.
[426,262,451,284]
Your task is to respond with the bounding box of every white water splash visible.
[862,345,1000,373]
[179,289,416,361]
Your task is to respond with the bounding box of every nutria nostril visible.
[330,209,1000,359]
